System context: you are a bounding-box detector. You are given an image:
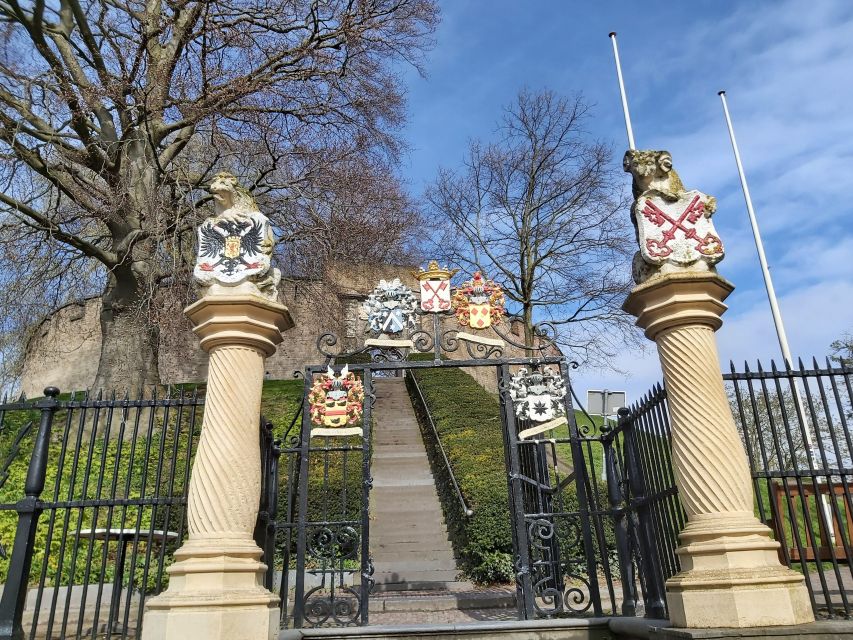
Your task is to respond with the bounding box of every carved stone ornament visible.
[308,365,365,437]
[508,366,567,440]
[193,172,281,300]
[624,150,724,285]
[413,261,459,312]
[451,272,506,329]
[362,278,418,336]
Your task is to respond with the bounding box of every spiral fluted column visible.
[142,294,292,640]
[187,345,264,537]
[624,273,812,629]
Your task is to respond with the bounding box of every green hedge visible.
[407,366,616,585]
[406,367,515,583]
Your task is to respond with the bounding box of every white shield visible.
[419,279,452,312]
[194,210,272,285]
[524,394,555,422]
[635,190,724,267]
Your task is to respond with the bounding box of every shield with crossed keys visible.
[413,261,459,313]
[419,279,452,312]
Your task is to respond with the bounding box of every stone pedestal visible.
[142,295,292,640]
[623,273,813,629]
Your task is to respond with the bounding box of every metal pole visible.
[0,387,59,640]
[718,91,792,364]
[718,90,834,542]
[609,32,636,150]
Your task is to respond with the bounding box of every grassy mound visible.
[406,367,515,583]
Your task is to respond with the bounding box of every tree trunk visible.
[523,303,535,357]
[93,264,161,393]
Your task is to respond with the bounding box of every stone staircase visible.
[369,377,465,591]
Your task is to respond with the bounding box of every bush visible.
[407,367,514,583]
[407,366,617,585]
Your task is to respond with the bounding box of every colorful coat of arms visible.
[195,212,272,283]
[451,272,506,329]
[308,365,365,437]
[635,190,723,268]
[508,366,567,439]
[362,278,418,335]
[413,261,459,312]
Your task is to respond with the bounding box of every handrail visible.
[407,373,473,517]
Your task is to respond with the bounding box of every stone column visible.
[140,172,291,640]
[624,272,812,628]
[142,294,292,640]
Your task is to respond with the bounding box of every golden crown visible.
[412,260,459,281]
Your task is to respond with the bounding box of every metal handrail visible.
[407,374,473,517]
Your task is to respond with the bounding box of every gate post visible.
[141,175,293,640]
[621,150,812,628]
[0,388,59,640]
[624,274,812,627]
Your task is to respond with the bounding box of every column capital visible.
[185,294,293,357]
[622,272,734,341]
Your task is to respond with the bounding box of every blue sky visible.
[398,0,853,405]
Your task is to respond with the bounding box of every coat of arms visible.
[451,272,506,329]
[624,150,724,284]
[362,278,418,336]
[509,366,567,439]
[196,215,271,282]
[413,261,459,312]
[308,365,365,437]
[635,191,723,267]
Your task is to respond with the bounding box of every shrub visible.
[407,367,514,583]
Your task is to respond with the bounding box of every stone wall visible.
[20,266,556,396]
[20,298,102,398]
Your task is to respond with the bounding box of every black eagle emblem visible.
[198,218,266,276]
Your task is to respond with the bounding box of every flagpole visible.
[719,90,834,541]
[609,32,636,150]
[718,90,792,364]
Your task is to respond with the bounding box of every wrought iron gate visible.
[255,304,664,629]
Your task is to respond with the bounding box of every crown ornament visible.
[413,260,459,281]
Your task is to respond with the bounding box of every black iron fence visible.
[726,359,853,619]
[600,385,682,619]
[612,358,853,620]
[0,387,204,640]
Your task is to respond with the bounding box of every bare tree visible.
[425,89,636,364]
[279,156,423,279]
[0,0,438,390]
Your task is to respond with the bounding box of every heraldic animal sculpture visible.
[623,150,723,284]
[194,172,281,300]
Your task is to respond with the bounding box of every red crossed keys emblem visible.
[421,280,450,311]
[641,194,723,259]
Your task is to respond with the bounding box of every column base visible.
[141,538,279,640]
[665,514,813,628]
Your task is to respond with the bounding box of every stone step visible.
[374,558,458,573]
[370,504,445,517]
[373,569,460,585]
[370,524,449,541]
[371,539,455,552]
[369,580,474,594]
[372,552,458,565]
[368,588,515,613]
[367,379,462,594]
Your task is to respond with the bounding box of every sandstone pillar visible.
[141,295,291,640]
[624,272,812,627]
[620,150,813,628]
[142,173,291,640]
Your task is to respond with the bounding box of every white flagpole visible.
[609,32,636,150]
[719,90,834,541]
[718,90,793,365]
